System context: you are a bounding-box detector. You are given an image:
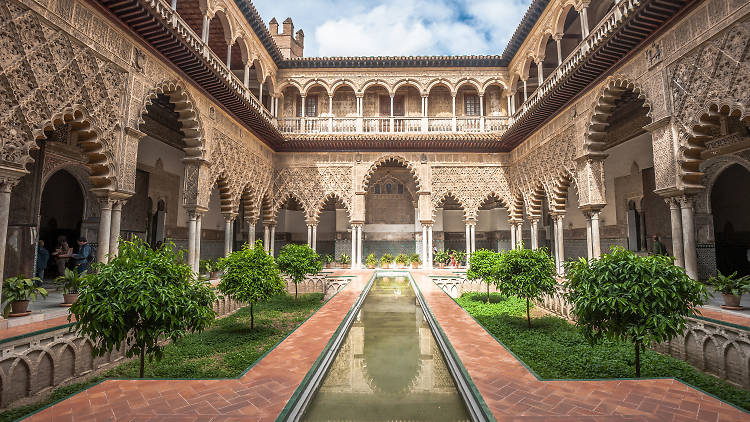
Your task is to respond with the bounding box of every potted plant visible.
[199,259,221,279]
[434,250,449,269]
[365,253,377,269]
[410,253,422,269]
[395,253,409,268]
[3,274,47,316]
[453,250,467,268]
[707,271,750,310]
[380,253,393,269]
[339,253,351,269]
[55,268,83,306]
[323,254,334,269]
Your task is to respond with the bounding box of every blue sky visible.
[251,0,533,57]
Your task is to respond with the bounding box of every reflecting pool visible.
[302,276,470,421]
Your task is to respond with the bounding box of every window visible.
[374,184,380,194]
[465,94,480,116]
[305,95,318,117]
[398,184,404,194]
[386,183,392,194]
[295,96,302,117]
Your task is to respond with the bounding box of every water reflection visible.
[303,277,469,422]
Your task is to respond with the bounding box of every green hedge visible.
[456,293,750,411]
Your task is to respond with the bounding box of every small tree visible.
[565,247,708,377]
[277,243,323,301]
[218,240,285,329]
[497,247,556,328]
[467,249,501,303]
[70,239,216,377]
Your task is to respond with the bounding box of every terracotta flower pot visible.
[438,263,445,269]
[382,263,390,269]
[367,264,375,269]
[10,300,30,315]
[61,293,79,307]
[411,262,419,269]
[722,294,743,310]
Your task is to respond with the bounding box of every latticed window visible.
[374,184,381,194]
[465,94,480,116]
[398,184,404,194]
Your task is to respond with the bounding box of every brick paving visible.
[0,315,74,342]
[25,270,372,422]
[17,270,750,421]
[412,271,749,422]
[696,307,750,328]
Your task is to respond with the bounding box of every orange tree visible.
[565,247,707,377]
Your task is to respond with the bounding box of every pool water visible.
[302,276,470,421]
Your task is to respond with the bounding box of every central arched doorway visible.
[364,159,419,259]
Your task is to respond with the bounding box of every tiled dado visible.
[412,271,749,421]
[26,270,371,421]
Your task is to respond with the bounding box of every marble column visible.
[510,221,517,249]
[312,225,317,252]
[422,224,428,267]
[680,196,698,280]
[187,212,197,272]
[427,225,433,269]
[579,6,590,37]
[264,224,270,252]
[269,225,276,256]
[585,212,593,260]
[247,219,256,245]
[554,34,563,65]
[523,79,528,102]
[351,225,356,267]
[553,215,565,273]
[537,60,544,84]
[109,200,123,257]
[590,210,601,258]
[96,197,113,263]
[307,225,312,247]
[356,225,363,268]
[665,197,684,269]
[470,223,476,255]
[465,223,471,259]
[223,214,235,257]
[516,223,524,249]
[194,214,202,270]
[0,177,20,310]
[530,218,539,250]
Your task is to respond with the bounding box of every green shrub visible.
[565,247,707,377]
[277,244,322,301]
[218,240,285,330]
[70,238,216,377]
[434,250,449,266]
[467,249,501,303]
[409,253,421,265]
[453,250,466,266]
[497,247,556,328]
[54,268,83,294]
[707,271,750,296]
[2,274,46,315]
[338,253,351,265]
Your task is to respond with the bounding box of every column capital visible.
[552,32,564,41]
[222,212,238,222]
[0,173,22,193]
[244,216,258,224]
[677,194,695,208]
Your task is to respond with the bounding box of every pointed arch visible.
[361,155,423,192]
[313,192,351,222]
[432,191,467,219]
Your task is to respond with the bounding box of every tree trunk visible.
[250,302,254,329]
[295,283,298,301]
[526,298,531,329]
[139,347,145,378]
[487,283,490,304]
[635,340,641,378]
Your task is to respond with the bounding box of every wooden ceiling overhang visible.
[277,133,503,152]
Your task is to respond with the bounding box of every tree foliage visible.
[276,243,322,300]
[496,247,556,328]
[564,247,708,377]
[69,238,216,377]
[217,240,285,328]
[467,249,501,303]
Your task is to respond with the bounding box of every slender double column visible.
[551,214,566,274]
[223,213,236,257]
[186,209,205,273]
[263,224,271,252]
[679,196,698,281]
[246,218,256,245]
[306,224,318,252]
[665,197,684,269]
[464,220,476,264]
[96,197,113,263]
[350,223,363,268]
[529,218,540,250]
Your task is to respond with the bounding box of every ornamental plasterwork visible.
[0,1,128,190]
[272,166,353,222]
[669,19,750,189]
[430,166,511,220]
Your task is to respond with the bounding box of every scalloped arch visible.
[361,155,423,192]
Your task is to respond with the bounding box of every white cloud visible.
[250,0,531,57]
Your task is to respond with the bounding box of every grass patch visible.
[456,293,750,412]
[0,293,323,422]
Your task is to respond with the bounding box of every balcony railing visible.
[277,116,510,135]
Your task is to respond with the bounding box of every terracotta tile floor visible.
[0,316,74,342]
[696,307,750,328]
[412,271,749,422]
[25,270,372,422]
